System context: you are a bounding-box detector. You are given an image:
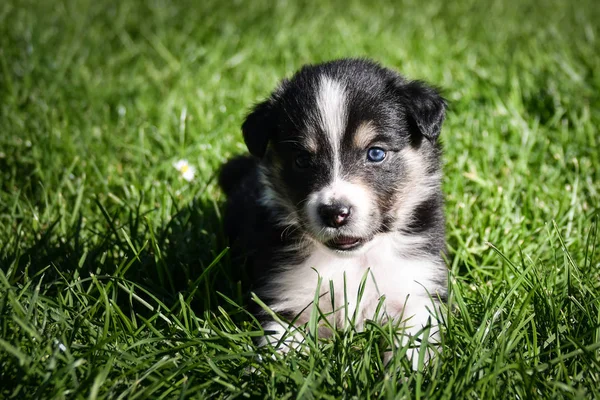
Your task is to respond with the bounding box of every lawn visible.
[1,0,599,398]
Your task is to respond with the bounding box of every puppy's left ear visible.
[398,80,447,141]
[242,99,274,158]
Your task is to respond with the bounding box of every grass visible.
[1,0,599,397]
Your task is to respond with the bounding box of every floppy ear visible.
[398,80,447,141]
[242,99,274,158]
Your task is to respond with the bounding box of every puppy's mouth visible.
[325,236,366,251]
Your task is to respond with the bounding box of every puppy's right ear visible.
[242,100,274,158]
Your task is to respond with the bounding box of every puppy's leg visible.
[259,320,306,353]
[386,298,441,370]
[259,311,334,354]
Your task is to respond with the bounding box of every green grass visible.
[1,0,599,397]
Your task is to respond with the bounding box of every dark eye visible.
[295,153,311,169]
[367,147,386,162]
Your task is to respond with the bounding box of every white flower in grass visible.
[173,159,196,182]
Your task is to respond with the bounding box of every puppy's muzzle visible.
[318,203,352,228]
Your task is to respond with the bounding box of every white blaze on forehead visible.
[307,77,375,241]
[316,76,348,178]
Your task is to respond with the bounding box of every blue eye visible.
[367,147,387,162]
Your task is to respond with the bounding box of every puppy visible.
[220,59,447,368]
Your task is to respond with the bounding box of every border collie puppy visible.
[220,59,447,367]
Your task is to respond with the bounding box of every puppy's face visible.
[243,60,446,252]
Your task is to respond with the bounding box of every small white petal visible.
[173,159,189,171]
[182,167,196,182]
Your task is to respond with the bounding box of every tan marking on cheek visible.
[399,148,429,186]
[352,121,378,149]
[393,148,425,202]
[393,147,441,226]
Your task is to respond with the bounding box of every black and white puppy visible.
[220,59,447,367]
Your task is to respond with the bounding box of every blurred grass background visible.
[1,0,599,398]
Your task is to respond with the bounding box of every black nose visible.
[318,204,351,228]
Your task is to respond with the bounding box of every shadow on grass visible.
[0,188,252,322]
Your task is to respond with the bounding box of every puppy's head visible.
[243,59,446,252]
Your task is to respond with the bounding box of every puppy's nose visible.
[318,204,351,228]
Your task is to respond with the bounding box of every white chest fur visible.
[264,233,442,329]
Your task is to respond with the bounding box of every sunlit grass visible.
[1,0,599,397]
